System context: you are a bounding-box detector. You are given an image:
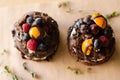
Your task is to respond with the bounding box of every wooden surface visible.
[0,0,120,80]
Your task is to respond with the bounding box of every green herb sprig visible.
[58,1,70,8]
[67,66,84,75]
[1,49,8,55]
[105,11,120,19]
[67,66,92,75]
[4,66,18,80]
[23,62,38,78]
[58,1,72,13]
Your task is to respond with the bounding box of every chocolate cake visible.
[12,11,59,61]
[67,13,115,65]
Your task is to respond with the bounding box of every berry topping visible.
[22,23,30,33]
[80,24,86,33]
[90,24,99,35]
[20,33,29,41]
[82,39,93,55]
[91,13,107,29]
[99,36,109,47]
[35,18,42,25]
[83,15,91,23]
[29,27,40,39]
[26,16,34,24]
[37,43,47,51]
[11,29,16,37]
[104,26,113,37]
[27,39,38,50]
[94,39,101,48]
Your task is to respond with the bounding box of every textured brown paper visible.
[0,0,120,80]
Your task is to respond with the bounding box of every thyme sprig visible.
[4,66,18,80]
[105,11,120,19]
[67,66,92,75]
[58,1,72,13]
[67,66,84,75]
[23,62,38,78]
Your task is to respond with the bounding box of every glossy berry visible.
[37,43,47,51]
[91,13,107,29]
[20,33,29,41]
[27,39,38,50]
[80,24,86,33]
[42,36,50,44]
[94,39,101,48]
[26,17,34,24]
[11,29,16,37]
[22,23,30,33]
[99,36,109,47]
[82,39,93,55]
[90,24,99,35]
[104,26,112,37]
[35,18,42,25]
[29,27,40,39]
[83,15,91,23]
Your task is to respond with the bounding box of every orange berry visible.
[82,39,93,55]
[29,27,40,39]
[92,13,107,29]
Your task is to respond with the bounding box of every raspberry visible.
[27,39,38,50]
[99,36,109,47]
[22,23,30,33]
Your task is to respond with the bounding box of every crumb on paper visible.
[87,67,92,73]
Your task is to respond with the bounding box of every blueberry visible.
[35,18,42,25]
[86,20,95,26]
[80,24,86,34]
[83,15,91,23]
[26,17,34,24]
[104,26,112,37]
[42,36,50,44]
[11,29,16,37]
[37,43,47,51]
[75,21,81,28]
[94,39,100,48]
[20,33,29,41]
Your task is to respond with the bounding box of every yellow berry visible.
[29,27,40,39]
[82,39,93,55]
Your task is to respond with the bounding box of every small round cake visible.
[67,13,115,65]
[12,11,59,61]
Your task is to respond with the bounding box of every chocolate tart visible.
[12,11,59,61]
[67,13,115,65]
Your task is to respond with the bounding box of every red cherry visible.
[99,36,109,47]
[22,23,30,33]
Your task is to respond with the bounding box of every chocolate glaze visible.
[12,11,59,61]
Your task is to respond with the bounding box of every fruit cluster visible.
[71,13,113,56]
[20,16,49,52]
